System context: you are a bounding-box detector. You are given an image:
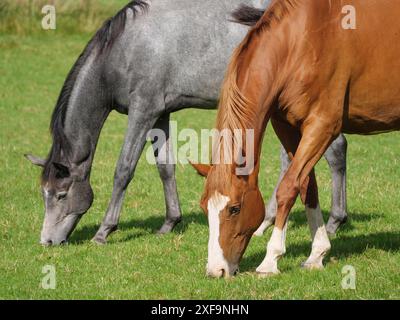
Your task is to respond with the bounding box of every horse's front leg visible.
[255,134,349,237]
[152,114,182,235]
[325,134,348,235]
[92,100,161,244]
[256,118,333,276]
[254,145,289,236]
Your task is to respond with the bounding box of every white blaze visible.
[207,192,230,276]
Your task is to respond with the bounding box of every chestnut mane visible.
[211,0,298,187]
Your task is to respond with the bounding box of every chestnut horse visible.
[192,0,400,278]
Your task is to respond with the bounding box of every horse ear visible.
[52,162,70,178]
[25,154,46,167]
[189,162,211,178]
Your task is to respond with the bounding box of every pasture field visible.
[1,4,400,300]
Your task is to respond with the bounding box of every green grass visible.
[0,0,130,36]
[1,32,399,300]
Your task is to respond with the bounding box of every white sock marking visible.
[304,205,331,267]
[256,223,288,274]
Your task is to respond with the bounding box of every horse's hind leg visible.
[92,96,162,244]
[325,134,348,235]
[254,146,289,236]
[152,114,182,234]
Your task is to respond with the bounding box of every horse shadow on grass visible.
[241,230,400,273]
[70,207,380,245]
[288,208,378,233]
[69,211,207,245]
[240,210,399,273]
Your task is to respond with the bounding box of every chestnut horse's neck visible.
[212,1,298,186]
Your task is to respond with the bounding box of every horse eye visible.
[229,205,241,215]
[56,191,67,201]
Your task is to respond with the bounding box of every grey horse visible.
[25,0,347,245]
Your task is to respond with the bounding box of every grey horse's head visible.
[25,154,93,245]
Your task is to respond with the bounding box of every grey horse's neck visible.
[57,52,110,177]
[46,1,148,180]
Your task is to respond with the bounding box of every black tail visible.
[231,4,265,26]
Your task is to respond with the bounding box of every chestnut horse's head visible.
[192,163,265,278]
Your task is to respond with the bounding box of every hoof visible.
[326,216,347,236]
[157,218,182,235]
[301,262,324,270]
[91,236,107,245]
[92,225,117,243]
[257,271,280,278]
[256,263,280,277]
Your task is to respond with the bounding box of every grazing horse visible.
[192,0,400,278]
[25,0,346,246]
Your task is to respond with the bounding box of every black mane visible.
[92,0,149,56]
[231,4,265,27]
[43,0,149,181]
